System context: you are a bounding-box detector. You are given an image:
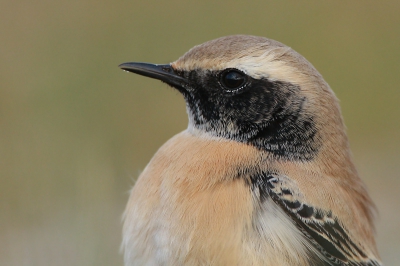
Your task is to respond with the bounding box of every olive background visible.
[1,1,399,265]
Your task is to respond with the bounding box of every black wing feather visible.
[252,172,381,266]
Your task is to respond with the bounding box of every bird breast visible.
[122,131,310,265]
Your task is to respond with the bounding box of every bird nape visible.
[119,35,381,266]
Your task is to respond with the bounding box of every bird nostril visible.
[162,67,171,72]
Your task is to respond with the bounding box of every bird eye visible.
[219,69,248,92]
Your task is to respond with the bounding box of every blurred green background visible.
[1,1,399,265]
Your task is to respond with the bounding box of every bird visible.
[118,35,382,266]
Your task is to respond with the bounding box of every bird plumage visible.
[120,35,381,265]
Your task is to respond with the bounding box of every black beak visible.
[118,62,188,88]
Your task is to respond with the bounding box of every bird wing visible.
[255,173,381,266]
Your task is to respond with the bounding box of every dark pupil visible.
[222,71,245,89]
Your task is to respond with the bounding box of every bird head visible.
[119,35,347,162]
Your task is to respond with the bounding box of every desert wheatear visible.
[119,35,381,266]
